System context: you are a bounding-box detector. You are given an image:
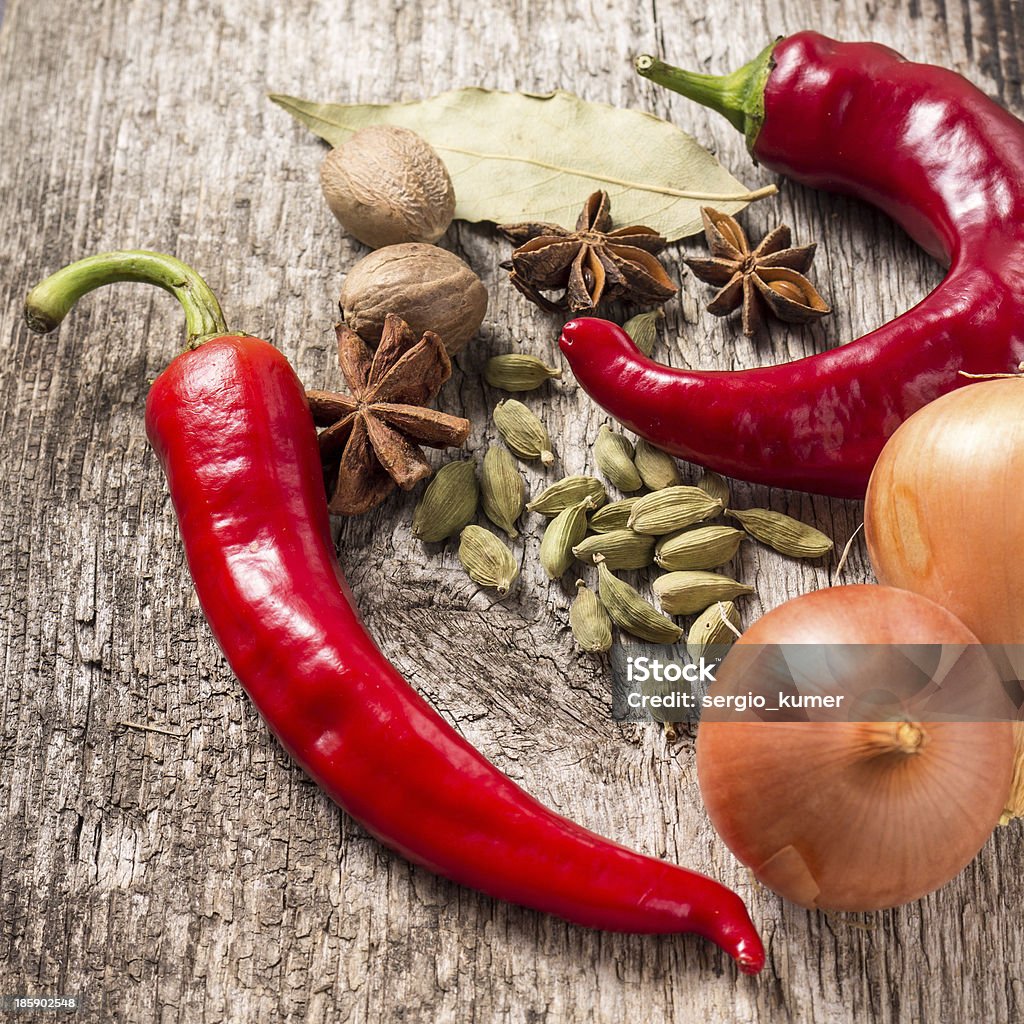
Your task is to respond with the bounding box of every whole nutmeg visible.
[320,126,456,249]
[340,242,488,355]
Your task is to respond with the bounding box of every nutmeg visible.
[340,243,487,355]
[321,126,455,249]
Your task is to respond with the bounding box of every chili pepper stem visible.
[635,40,778,151]
[24,250,228,345]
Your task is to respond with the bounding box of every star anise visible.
[306,313,470,516]
[498,190,677,314]
[685,207,831,337]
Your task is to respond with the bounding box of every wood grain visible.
[1,0,1022,1021]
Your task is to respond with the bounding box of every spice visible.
[655,526,746,571]
[485,353,562,392]
[622,309,664,357]
[559,32,1024,499]
[588,497,641,533]
[320,126,455,249]
[628,486,722,535]
[25,249,765,976]
[595,558,683,643]
[653,571,754,616]
[686,601,741,660]
[412,460,479,542]
[527,475,607,516]
[540,500,592,579]
[493,399,555,465]
[306,315,470,515]
[594,425,643,492]
[498,191,677,313]
[569,580,613,653]
[480,446,526,538]
[340,243,488,355]
[573,530,656,571]
[685,207,829,336]
[596,558,682,643]
[729,507,833,558]
[458,525,519,593]
[697,469,731,510]
[633,439,682,490]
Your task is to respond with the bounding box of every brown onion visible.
[865,378,1024,644]
[697,585,1013,911]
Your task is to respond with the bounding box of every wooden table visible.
[2,1,1022,1020]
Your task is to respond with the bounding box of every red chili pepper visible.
[24,251,764,974]
[560,32,1024,498]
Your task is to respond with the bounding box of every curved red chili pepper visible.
[560,32,1024,498]
[24,251,765,974]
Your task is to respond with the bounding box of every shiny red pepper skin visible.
[562,32,1024,498]
[144,333,764,973]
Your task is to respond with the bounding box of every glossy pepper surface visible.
[24,251,765,974]
[561,32,1024,498]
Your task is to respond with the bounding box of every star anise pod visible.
[306,313,470,516]
[498,190,677,313]
[685,207,831,336]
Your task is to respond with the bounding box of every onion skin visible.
[865,378,1024,644]
[697,585,1013,911]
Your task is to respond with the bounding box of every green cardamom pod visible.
[622,309,664,357]
[687,601,742,661]
[573,529,655,570]
[633,439,682,490]
[540,499,592,579]
[526,475,607,517]
[458,525,519,594]
[588,497,641,533]
[729,507,834,558]
[569,579,613,653]
[484,353,562,392]
[654,526,746,571]
[480,446,525,538]
[627,486,722,536]
[412,460,478,542]
[493,399,555,465]
[594,425,643,493]
[596,558,682,643]
[697,469,731,510]
[653,571,754,616]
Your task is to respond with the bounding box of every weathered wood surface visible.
[2,0,1022,1021]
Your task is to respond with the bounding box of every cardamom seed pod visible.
[540,499,592,579]
[526,475,607,517]
[569,579,613,653]
[412,460,478,542]
[697,469,731,510]
[729,507,834,558]
[622,309,664,357]
[654,525,746,571]
[633,439,682,490]
[653,571,754,616]
[627,486,723,536]
[594,425,643,493]
[596,557,682,643]
[687,601,742,661]
[458,525,519,594]
[573,529,655,570]
[493,399,555,465]
[480,446,525,538]
[485,353,562,392]
[588,497,641,533]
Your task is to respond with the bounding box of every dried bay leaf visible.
[270,89,775,242]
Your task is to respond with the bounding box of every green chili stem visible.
[24,250,228,346]
[634,40,779,151]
